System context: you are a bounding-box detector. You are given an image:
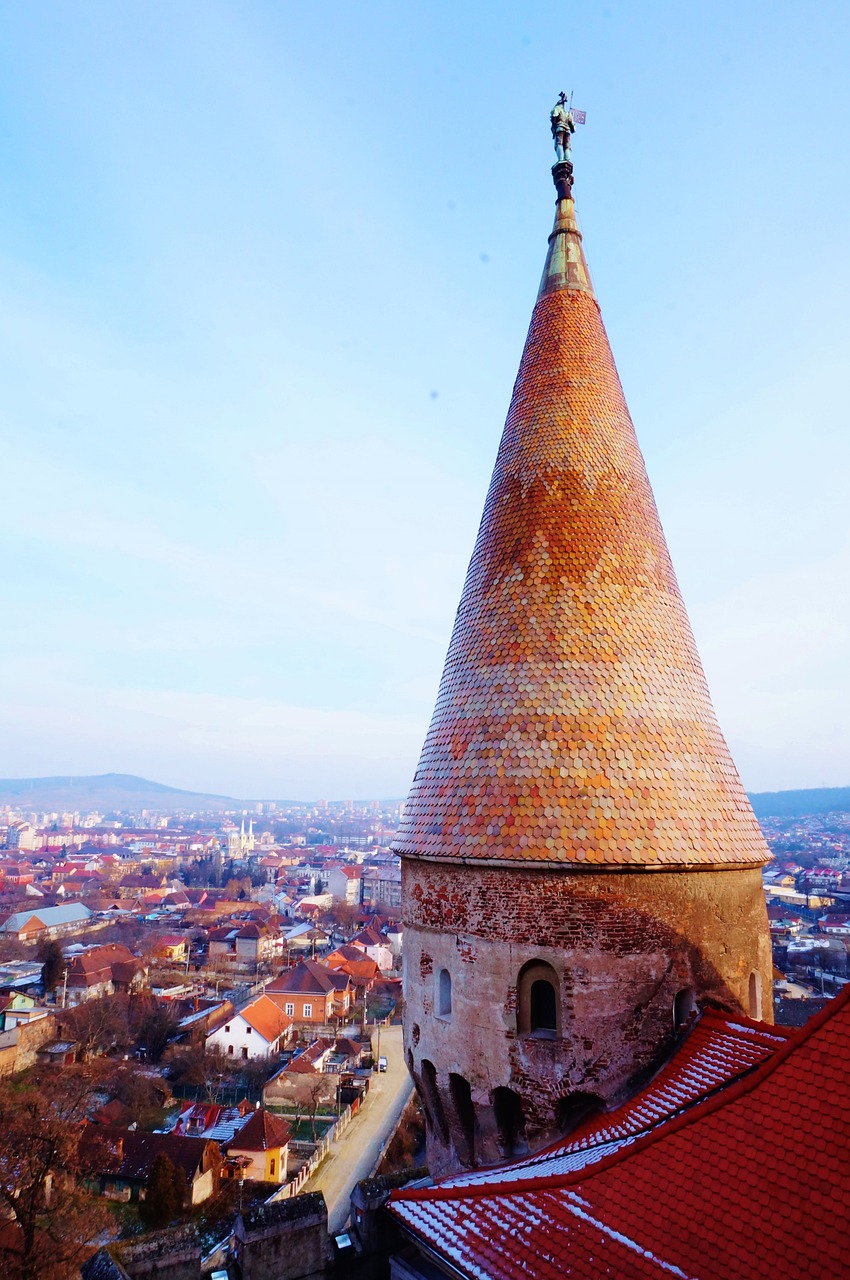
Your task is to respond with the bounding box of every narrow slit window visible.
[438,968,452,1017]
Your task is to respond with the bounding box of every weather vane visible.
[550,90,586,162]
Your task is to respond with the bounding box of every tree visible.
[0,1069,111,1280]
[285,1071,336,1139]
[38,940,65,996]
[63,994,131,1059]
[327,900,360,936]
[138,1154,184,1229]
[133,1003,180,1063]
[103,1066,170,1130]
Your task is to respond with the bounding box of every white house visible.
[326,866,363,905]
[351,927,395,973]
[206,994,292,1061]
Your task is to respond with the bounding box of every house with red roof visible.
[326,864,363,905]
[205,994,292,1061]
[265,958,353,1026]
[65,944,145,1005]
[350,926,394,973]
[324,944,379,991]
[820,913,850,935]
[225,1108,292,1183]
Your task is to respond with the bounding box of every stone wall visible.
[403,858,772,1173]
[108,1225,200,1280]
[233,1193,329,1280]
[0,1014,58,1077]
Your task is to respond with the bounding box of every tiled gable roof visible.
[239,995,291,1045]
[80,1127,216,1182]
[231,1108,291,1152]
[266,959,336,996]
[390,991,850,1279]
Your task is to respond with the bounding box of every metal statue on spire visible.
[550,91,575,162]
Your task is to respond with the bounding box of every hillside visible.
[0,773,235,814]
[748,786,850,820]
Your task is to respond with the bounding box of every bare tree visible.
[62,995,131,1060]
[0,1069,112,1280]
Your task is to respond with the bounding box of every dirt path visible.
[302,1023,413,1234]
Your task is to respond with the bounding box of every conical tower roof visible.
[394,131,769,871]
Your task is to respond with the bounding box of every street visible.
[302,1023,414,1234]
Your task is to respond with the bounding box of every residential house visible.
[224,1108,291,1183]
[152,933,190,963]
[81,1128,221,1206]
[207,919,280,970]
[266,959,353,1026]
[820,914,850,935]
[350,926,394,973]
[359,865,401,911]
[326,865,363,905]
[0,903,92,943]
[205,994,292,1061]
[65,944,145,1005]
[116,874,166,900]
[324,944,379,992]
[170,1098,254,1141]
[0,991,40,1030]
[283,922,329,956]
[262,1053,340,1113]
[287,1038,335,1074]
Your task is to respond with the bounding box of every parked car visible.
[378,1056,388,1072]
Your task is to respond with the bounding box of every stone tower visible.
[393,108,773,1177]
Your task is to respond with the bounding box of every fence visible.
[170,1082,263,1105]
[267,1101,358,1201]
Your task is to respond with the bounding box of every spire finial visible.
[549,91,585,200]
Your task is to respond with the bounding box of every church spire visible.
[394,101,769,872]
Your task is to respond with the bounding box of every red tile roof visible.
[390,991,850,1278]
[266,959,337,996]
[230,1108,291,1152]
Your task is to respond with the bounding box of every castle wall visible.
[403,857,772,1173]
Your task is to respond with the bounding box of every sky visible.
[0,0,848,800]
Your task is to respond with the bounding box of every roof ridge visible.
[393,998,841,1205]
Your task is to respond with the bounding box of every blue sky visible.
[0,1,848,799]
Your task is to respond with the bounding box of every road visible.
[302,1023,414,1234]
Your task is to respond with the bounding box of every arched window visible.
[449,1072,476,1167]
[420,1059,449,1144]
[517,960,561,1038]
[437,968,452,1018]
[673,987,696,1032]
[493,1086,526,1157]
[748,971,762,1020]
[555,1092,603,1135]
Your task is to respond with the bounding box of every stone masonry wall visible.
[403,858,772,1174]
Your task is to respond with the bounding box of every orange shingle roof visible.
[239,995,291,1045]
[393,190,769,870]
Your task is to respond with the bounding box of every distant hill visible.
[0,773,235,815]
[748,787,850,819]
